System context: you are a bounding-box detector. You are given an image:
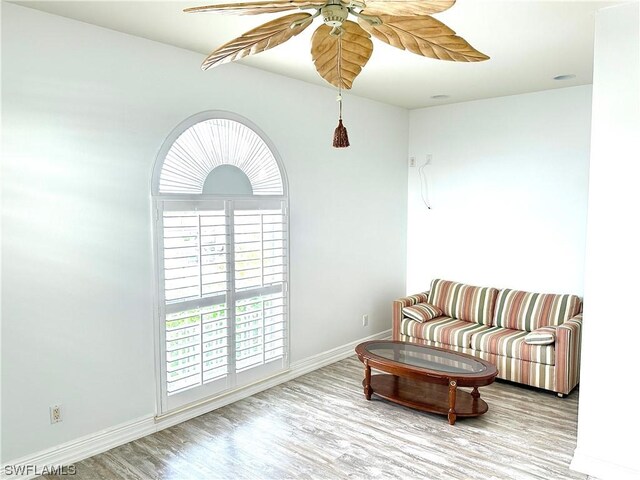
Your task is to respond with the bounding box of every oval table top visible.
[355,340,498,386]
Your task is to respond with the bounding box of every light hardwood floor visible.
[43,356,585,479]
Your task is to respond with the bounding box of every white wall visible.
[407,86,592,295]
[572,3,640,479]
[0,4,408,461]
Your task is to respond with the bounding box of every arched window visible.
[152,112,289,413]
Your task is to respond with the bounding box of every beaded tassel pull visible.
[333,94,350,148]
[332,34,350,148]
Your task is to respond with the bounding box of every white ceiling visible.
[14,0,624,109]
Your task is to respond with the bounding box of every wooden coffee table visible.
[355,340,498,425]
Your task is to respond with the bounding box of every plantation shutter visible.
[233,200,288,385]
[158,199,288,412]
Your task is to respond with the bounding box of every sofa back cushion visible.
[493,289,582,331]
[429,279,498,325]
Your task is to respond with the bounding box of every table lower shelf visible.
[366,374,489,418]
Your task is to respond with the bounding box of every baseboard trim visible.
[571,447,640,480]
[2,329,391,480]
[1,416,156,480]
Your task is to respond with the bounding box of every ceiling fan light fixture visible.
[322,4,349,27]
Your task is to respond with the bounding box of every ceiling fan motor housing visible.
[322,4,349,27]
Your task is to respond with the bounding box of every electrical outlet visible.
[50,405,62,424]
[362,314,369,327]
[409,157,416,167]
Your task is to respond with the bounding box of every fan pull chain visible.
[333,32,350,148]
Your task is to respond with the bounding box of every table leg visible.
[364,360,373,400]
[448,379,457,425]
[471,386,480,400]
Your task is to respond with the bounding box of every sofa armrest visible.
[392,291,430,340]
[554,313,583,395]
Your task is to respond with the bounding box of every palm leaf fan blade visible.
[361,0,455,16]
[358,15,489,62]
[201,12,313,70]
[184,0,324,15]
[310,21,373,89]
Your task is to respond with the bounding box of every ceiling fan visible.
[185,0,488,147]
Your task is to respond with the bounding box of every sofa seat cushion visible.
[429,279,498,326]
[400,316,491,348]
[494,288,582,332]
[471,326,555,366]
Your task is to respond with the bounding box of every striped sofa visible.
[393,279,583,396]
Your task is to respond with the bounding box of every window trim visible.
[151,111,290,415]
